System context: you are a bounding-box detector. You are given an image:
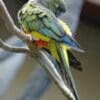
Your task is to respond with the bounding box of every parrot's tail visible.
[68,50,82,71]
[56,43,80,100]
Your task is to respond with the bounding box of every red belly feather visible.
[34,39,48,47]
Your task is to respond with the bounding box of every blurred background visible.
[0,0,100,100]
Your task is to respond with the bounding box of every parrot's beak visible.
[55,4,66,17]
[58,3,66,12]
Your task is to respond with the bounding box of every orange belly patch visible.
[33,39,48,47]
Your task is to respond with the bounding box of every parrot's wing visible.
[18,2,83,52]
[38,9,83,52]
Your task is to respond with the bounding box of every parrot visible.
[17,0,84,99]
[20,0,82,71]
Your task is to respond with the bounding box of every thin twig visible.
[0,0,30,41]
[0,38,29,53]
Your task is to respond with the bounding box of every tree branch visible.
[0,0,30,41]
[0,0,75,99]
[0,38,75,100]
[0,38,29,53]
[39,50,75,100]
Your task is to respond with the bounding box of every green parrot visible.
[20,0,82,71]
[18,0,84,99]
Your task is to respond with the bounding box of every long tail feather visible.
[56,43,80,100]
[68,50,83,71]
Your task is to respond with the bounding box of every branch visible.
[0,0,30,41]
[0,38,75,99]
[39,50,75,100]
[0,36,26,60]
[0,0,75,99]
[0,38,29,53]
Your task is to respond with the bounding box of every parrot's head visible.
[38,0,66,17]
[53,0,66,12]
[54,0,66,16]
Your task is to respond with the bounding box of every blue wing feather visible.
[61,35,83,52]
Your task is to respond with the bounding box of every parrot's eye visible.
[58,3,66,12]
